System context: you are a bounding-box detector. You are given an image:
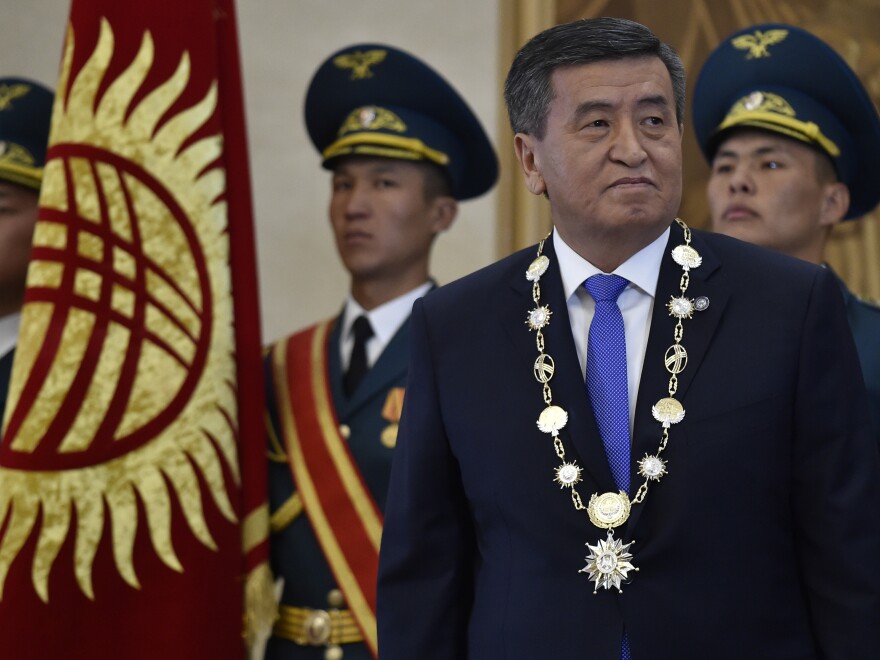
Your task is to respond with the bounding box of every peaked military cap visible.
[693,23,880,219]
[304,43,497,201]
[0,77,54,191]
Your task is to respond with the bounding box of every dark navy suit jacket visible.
[835,271,880,443]
[377,223,880,659]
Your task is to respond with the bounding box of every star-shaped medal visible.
[580,530,638,593]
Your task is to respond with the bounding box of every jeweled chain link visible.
[531,218,696,518]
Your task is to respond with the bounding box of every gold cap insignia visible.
[731,29,789,59]
[742,91,765,111]
[0,83,30,111]
[338,105,406,137]
[730,91,794,118]
[719,91,840,157]
[0,142,36,166]
[358,107,377,128]
[333,49,388,80]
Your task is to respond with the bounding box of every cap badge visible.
[730,91,795,119]
[731,29,789,59]
[338,106,406,136]
[358,107,377,127]
[0,83,30,111]
[333,49,388,80]
[0,142,34,167]
[743,91,765,111]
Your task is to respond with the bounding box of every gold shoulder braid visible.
[526,218,702,593]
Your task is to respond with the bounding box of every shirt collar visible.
[341,281,433,344]
[553,226,670,300]
[0,312,21,358]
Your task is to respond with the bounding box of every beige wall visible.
[0,0,502,343]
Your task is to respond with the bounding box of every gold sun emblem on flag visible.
[0,18,239,603]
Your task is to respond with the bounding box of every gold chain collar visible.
[525,218,703,593]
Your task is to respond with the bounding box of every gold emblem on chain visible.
[587,491,631,529]
[528,219,701,592]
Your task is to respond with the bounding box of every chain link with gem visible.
[528,218,700,534]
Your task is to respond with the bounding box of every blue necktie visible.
[584,274,630,492]
[584,274,632,660]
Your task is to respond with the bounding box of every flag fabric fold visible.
[0,1,269,657]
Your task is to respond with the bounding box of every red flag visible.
[0,1,269,657]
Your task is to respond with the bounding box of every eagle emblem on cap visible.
[732,29,789,59]
[333,49,387,80]
[0,83,30,111]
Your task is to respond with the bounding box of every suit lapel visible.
[627,223,726,535]
[505,239,618,493]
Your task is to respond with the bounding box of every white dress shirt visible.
[553,227,669,432]
[339,281,433,371]
[0,312,21,359]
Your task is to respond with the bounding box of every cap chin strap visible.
[0,163,43,190]
[717,112,840,158]
[323,132,449,166]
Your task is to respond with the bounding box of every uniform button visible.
[325,645,343,660]
[303,610,331,645]
[339,424,351,439]
[327,588,345,608]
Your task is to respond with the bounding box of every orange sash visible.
[272,320,382,657]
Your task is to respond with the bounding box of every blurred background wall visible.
[0,0,502,343]
[504,0,880,302]
[3,0,879,347]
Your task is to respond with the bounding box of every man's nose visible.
[609,123,647,167]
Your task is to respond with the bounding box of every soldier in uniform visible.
[263,44,496,659]
[0,77,53,424]
[693,23,880,438]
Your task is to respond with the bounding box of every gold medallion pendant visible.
[587,490,631,529]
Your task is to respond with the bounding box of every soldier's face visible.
[707,130,843,261]
[0,181,38,315]
[329,157,455,288]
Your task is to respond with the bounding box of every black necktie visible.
[344,315,374,397]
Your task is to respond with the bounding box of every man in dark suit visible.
[263,44,496,659]
[693,23,880,442]
[0,77,53,428]
[377,17,880,659]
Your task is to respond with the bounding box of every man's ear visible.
[429,196,458,234]
[819,181,850,228]
[514,133,547,196]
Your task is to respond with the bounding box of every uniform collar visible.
[341,281,433,346]
[0,312,20,358]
